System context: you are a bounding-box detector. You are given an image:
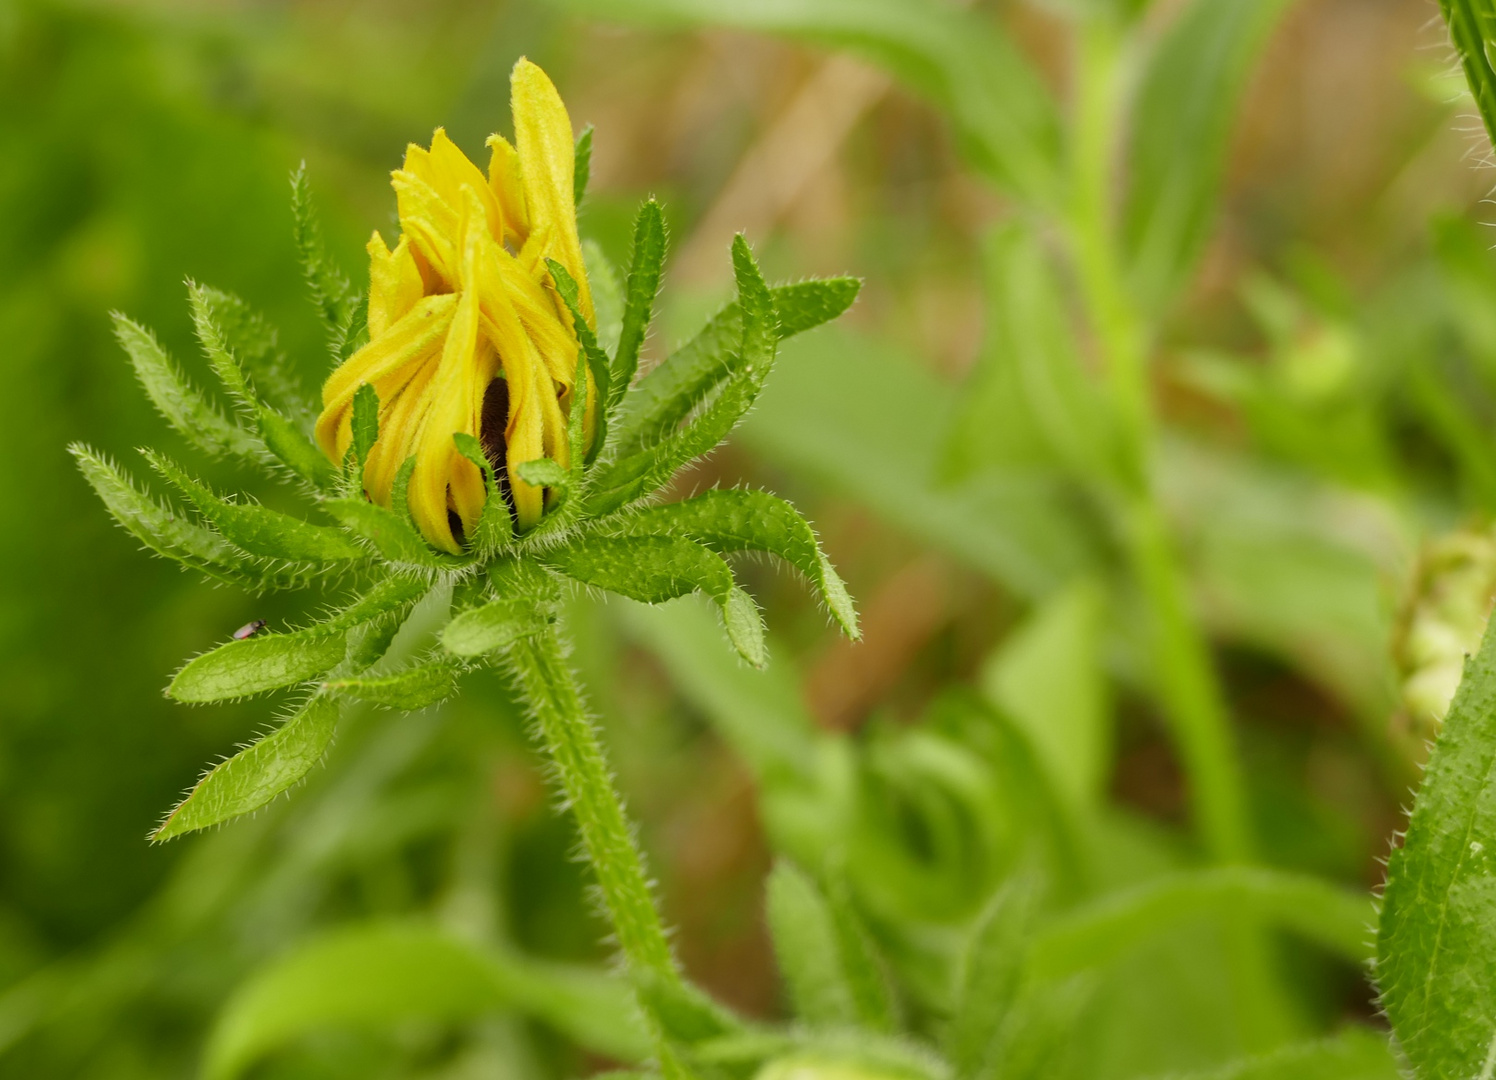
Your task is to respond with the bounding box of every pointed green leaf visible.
[144,451,365,562]
[631,970,745,1048]
[613,200,667,407]
[291,163,361,350]
[350,382,380,470]
[824,878,897,1033]
[547,257,611,454]
[170,628,349,704]
[192,287,315,422]
[588,238,780,512]
[202,922,649,1080]
[1436,0,1496,153]
[112,314,260,461]
[452,435,514,554]
[1379,615,1496,1080]
[441,598,546,658]
[153,696,340,841]
[169,576,426,703]
[574,123,594,208]
[325,659,461,711]
[320,498,467,569]
[539,535,767,666]
[70,445,296,591]
[612,277,857,457]
[515,457,569,492]
[614,489,857,638]
[764,861,858,1027]
[257,407,338,489]
[585,239,625,355]
[1122,0,1294,311]
[949,875,1041,1076]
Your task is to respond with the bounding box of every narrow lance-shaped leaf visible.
[588,237,780,512]
[764,861,859,1028]
[612,200,667,408]
[152,696,340,841]
[189,283,336,488]
[1121,0,1294,312]
[452,435,514,555]
[539,534,766,667]
[192,287,315,422]
[613,488,857,638]
[112,314,260,461]
[573,123,594,209]
[350,383,380,472]
[69,444,295,593]
[144,451,366,563]
[611,277,859,457]
[948,875,1041,1077]
[547,257,611,456]
[169,575,429,702]
[1378,613,1496,1080]
[320,497,468,570]
[291,163,361,350]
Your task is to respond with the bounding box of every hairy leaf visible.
[202,921,648,1079]
[442,598,547,658]
[1122,0,1294,311]
[614,489,857,638]
[574,123,594,208]
[540,534,766,666]
[1378,614,1496,1079]
[291,163,361,348]
[612,277,860,457]
[170,629,349,703]
[69,445,292,592]
[153,696,340,841]
[613,200,667,408]
[145,451,365,562]
[321,498,467,569]
[1437,0,1496,153]
[325,659,461,710]
[452,434,514,555]
[112,314,260,461]
[764,861,860,1028]
[192,287,314,422]
[547,257,612,453]
[350,382,380,470]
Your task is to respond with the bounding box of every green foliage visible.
[1378,617,1496,1078]
[613,199,667,409]
[1437,0,1496,150]
[574,124,594,209]
[1121,0,1295,312]
[153,696,341,841]
[202,921,649,1078]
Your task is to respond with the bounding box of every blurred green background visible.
[3,0,1495,1075]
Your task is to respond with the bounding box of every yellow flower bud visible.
[316,58,592,551]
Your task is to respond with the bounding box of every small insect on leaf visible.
[233,620,267,641]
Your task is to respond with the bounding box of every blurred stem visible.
[508,627,687,1070]
[1067,21,1251,864]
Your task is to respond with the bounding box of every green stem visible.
[1067,20,1252,863]
[507,626,685,1062]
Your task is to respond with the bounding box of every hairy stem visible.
[507,626,684,1061]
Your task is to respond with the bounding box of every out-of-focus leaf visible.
[561,0,1061,203]
[613,277,859,456]
[152,696,340,841]
[764,861,865,1028]
[981,581,1109,813]
[586,239,626,354]
[145,451,365,562]
[574,123,594,208]
[1122,0,1295,311]
[541,535,766,666]
[739,327,1101,599]
[191,287,314,423]
[614,488,858,638]
[1378,614,1496,1080]
[291,163,362,351]
[1159,1029,1401,1080]
[1034,866,1373,980]
[945,225,1115,484]
[633,969,745,1047]
[202,921,649,1079]
[948,875,1040,1077]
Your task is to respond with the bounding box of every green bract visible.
[73,164,861,845]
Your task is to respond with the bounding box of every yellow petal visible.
[486,134,530,248]
[511,58,593,324]
[429,128,504,242]
[316,293,457,458]
[366,231,424,339]
[392,170,459,286]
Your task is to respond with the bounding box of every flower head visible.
[315,58,592,551]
